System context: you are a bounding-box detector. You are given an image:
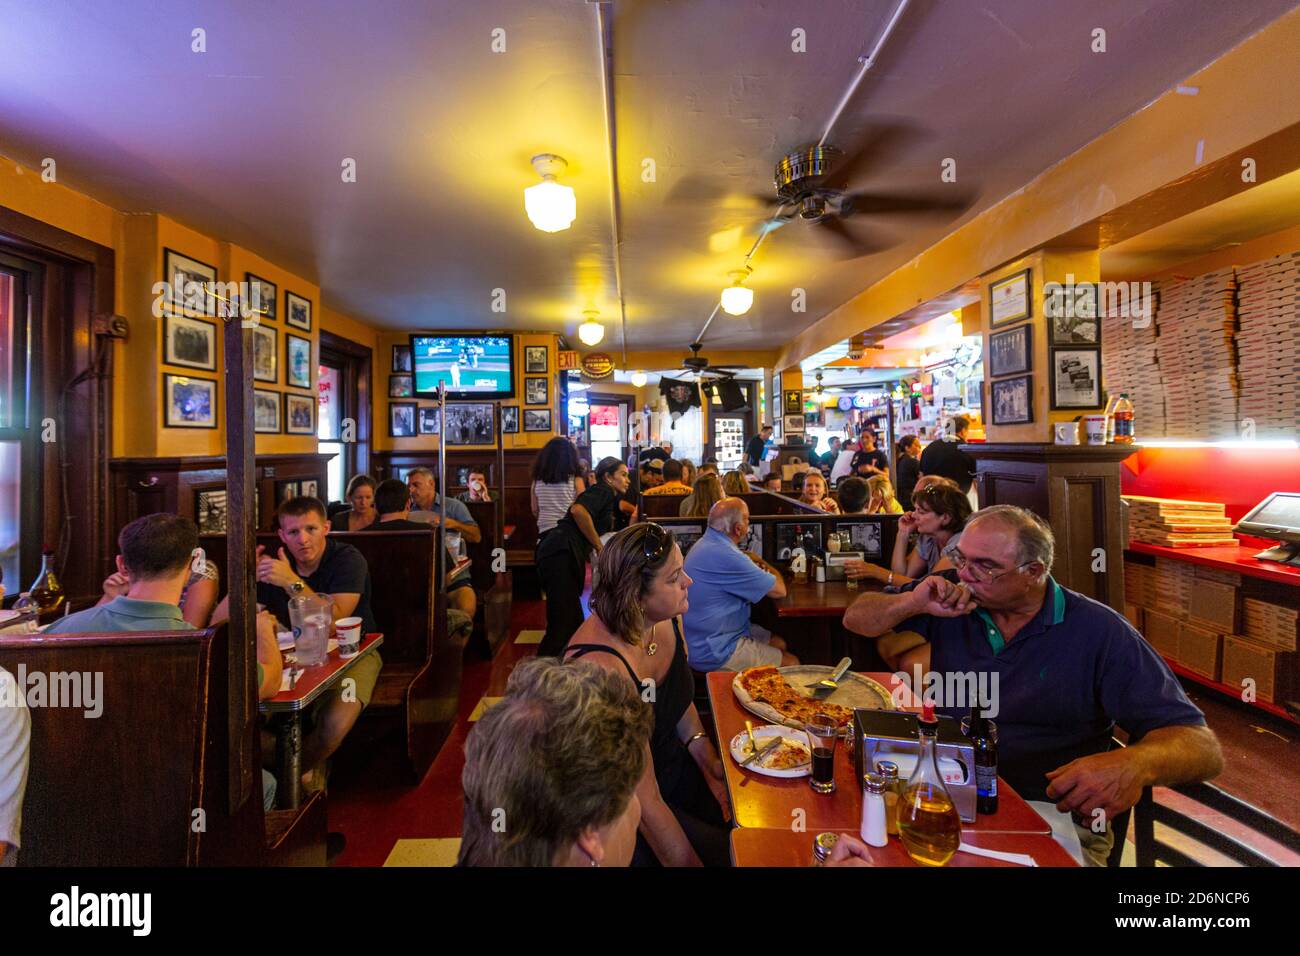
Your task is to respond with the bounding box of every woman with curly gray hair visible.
[458,656,651,866]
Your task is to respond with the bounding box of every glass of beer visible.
[805,714,839,794]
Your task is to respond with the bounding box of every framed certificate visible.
[989,269,1031,328]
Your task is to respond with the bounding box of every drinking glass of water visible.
[289,593,333,667]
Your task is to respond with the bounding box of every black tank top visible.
[565,618,694,800]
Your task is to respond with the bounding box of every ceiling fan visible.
[672,122,975,259]
[679,341,743,381]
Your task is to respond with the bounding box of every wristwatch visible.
[288,579,306,596]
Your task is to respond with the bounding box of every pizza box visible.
[1177,622,1223,681]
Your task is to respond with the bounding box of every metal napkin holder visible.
[823,551,864,580]
[853,709,978,822]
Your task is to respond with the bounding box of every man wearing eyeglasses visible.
[843,504,1223,866]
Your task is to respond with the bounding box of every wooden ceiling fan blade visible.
[821,121,928,192]
[816,217,891,258]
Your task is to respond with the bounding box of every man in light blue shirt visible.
[682,499,798,671]
[406,466,481,618]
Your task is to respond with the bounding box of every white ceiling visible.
[0,0,1293,352]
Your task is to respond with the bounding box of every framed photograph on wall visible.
[1047,283,1101,345]
[500,405,519,433]
[285,290,312,331]
[524,345,548,373]
[163,374,217,428]
[990,374,1034,425]
[195,487,228,534]
[523,408,552,432]
[162,248,218,318]
[164,313,217,371]
[253,388,281,433]
[783,389,803,415]
[245,273,277,322]
[1050,348,1102,409]
[286,333,312,389]
[836,521,882,557]
[285,392,315,434]
[444,403,494,445]
[392,345,412,373]
[775,523,821,560]
[989,268,1031,328]
[418,406,440,435]
[389,401,416,437]
[301,479,319,500]
[389,374,413,397]
[988,323,1032,377]
[277,480,301,503]
[524,376,548,405]
[668,523,705,557]
[251,324,277,382]
[783,413,805,435]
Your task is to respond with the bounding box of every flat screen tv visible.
[410,334,515,399]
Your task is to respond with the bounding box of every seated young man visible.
[216,497,380,793]
[404,468,479,619]
[842,505,1223,865]
[50,513,283,806]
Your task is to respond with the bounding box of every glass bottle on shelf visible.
[897,703,962,867]
[29,549,66,616]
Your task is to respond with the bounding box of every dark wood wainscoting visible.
[371,448,538,551]
[108,453,334,569]
[968,443,1133,611]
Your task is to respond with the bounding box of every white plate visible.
[728,725,812,778]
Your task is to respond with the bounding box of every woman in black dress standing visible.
[535,456,631,657]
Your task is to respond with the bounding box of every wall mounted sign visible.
[851,393,871,409]
[558,350,579,371]
[989,268,1031,328]
[581,352,615,379]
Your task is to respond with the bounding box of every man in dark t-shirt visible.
[254,497,380,793]
[919,415,978,493]
[746,424,774,466]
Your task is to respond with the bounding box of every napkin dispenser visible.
[853,709,978,822]
[823,551,864,581]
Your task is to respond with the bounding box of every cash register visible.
[1235,492,1300,567]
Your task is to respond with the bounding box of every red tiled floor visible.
[326,598,544,866]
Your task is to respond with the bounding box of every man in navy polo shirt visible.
[843,504,1222,865]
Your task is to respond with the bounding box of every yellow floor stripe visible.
[514,629,545,645]
[467,696,503,722]
[383,838,462,867]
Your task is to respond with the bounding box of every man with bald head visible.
[682,498,798,671]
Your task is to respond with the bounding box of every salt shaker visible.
[813,831,840,866]
[861,773,889,847]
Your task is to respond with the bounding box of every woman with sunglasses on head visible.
[563,523,732,867]
[536,456,632,658]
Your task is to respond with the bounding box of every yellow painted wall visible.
[979,249,1104,443]
[0,151,386,459]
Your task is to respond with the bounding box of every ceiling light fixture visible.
[524,153,577,233]
[578,309,605,347]
[720,267,754,316]
[630,370,648,388]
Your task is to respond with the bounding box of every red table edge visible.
[261,632,383,713]
[728,826,1081,868]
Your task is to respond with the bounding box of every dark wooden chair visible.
[1133,780,1300,866]
[0,625,325,865]
[641,494,691,518]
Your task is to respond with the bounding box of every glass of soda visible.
[805,714,840,794]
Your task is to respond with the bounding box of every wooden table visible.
[731,827,1079,867]
[776,578,872,618]
[707,670,1051,837]
[261,632,383,809]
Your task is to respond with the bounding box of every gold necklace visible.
[646,620,658,656]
